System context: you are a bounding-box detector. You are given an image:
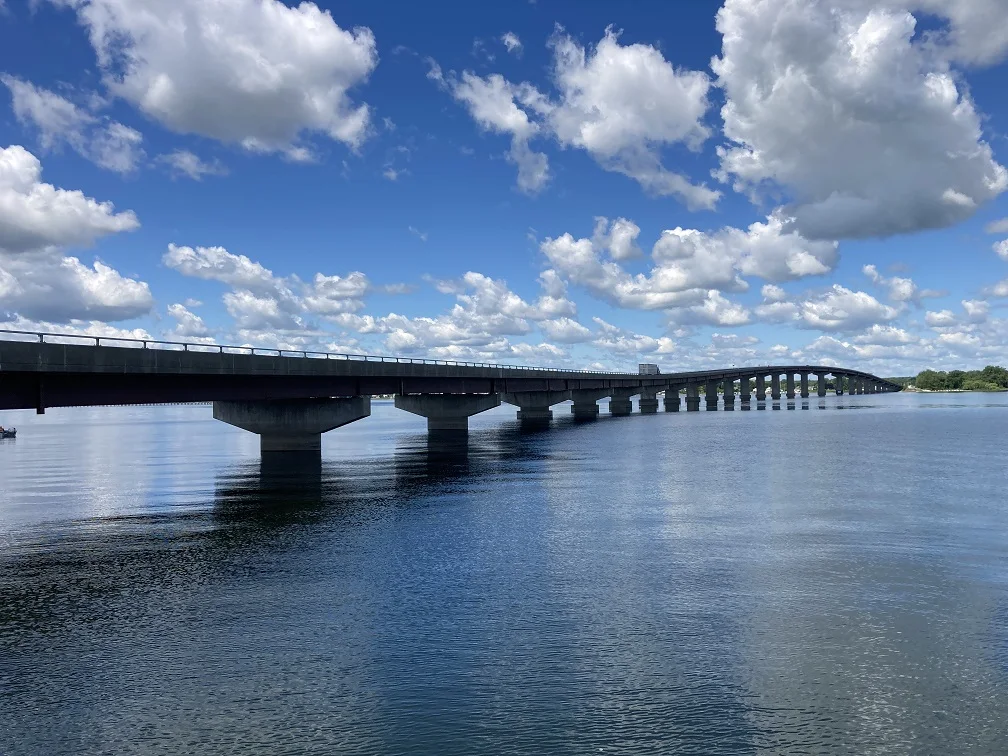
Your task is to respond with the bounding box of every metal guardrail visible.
[0,328,630,375]
[0,328,898,386]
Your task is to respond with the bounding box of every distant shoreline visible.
[901,387,1008,393]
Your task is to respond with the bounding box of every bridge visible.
[0,331,900,455]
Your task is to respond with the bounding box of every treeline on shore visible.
[903,365,1008,392]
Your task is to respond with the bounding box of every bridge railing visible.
[0,328,629,375]
[0,328,898,386]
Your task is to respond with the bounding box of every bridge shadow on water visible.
[210,421,558,528]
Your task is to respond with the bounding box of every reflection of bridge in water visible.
[0,330,900,458]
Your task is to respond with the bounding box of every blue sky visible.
[2,0,1008,374]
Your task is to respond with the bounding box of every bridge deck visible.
[0,333,900,411]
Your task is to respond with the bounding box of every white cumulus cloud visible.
[501,31,523,56]
[60,0,378,157]
[2,75,145,173]
[157,150,227,181]
[432,27,719,207]
[547,27,718,209]
[712,0,1007,239]
[0,145,139,254]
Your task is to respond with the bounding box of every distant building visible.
[638,363,659,375]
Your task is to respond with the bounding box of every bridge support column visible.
[395,393,501,435]
[786,373,796,399]
[686,384,701,412]
[818,374,828,397]
[570,390,605,419]
[740,377,751,406]
[213,397,370,455]
[501,390,570,423]
[723,378,735,410]
[639,388,659,414]
[664,386,681,412]
[771,374,781,401]
[836,375,845,395]
[609,389,635,416]
[705,380,719,411]
[755,375,766,401]
[800,373,810,398]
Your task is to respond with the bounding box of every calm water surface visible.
[1,394,1007,754]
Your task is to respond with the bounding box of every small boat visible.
[0,428,16,439]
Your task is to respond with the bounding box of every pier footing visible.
[213,397,371,456]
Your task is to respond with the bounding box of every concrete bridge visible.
[0,331,900,455]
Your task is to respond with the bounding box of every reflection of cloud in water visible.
[2,395,1008,752]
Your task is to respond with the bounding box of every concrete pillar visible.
[609,389,635,416]
[740,377,751,405]
[800,373,810,398]
[786,373,796,399]
[835,375,845,396]
[501,390,570,422]
[771,374,781,400]
[817,373,828,397]
[723,378,735,410]
[213,397,370,455]
[686,384,701,412]
[395,393,501,434]
[755,375,766,401]
[570,389,605,419]
[705,380,719,411]
[639,387,659,414]
[664,386,681,412]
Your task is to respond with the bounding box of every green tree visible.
[915,370,947,390]
[980,365,1008,388]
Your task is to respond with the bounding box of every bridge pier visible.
[818,373,828,397]
[705,380,719,411]
[686,384,701,412]
[836,375,845,395]
[739,377,751,406]
[570,389,605,419]
[213,397,371,455]
[755,375,766,402]
[786,373,796,400]
[723,378,735,410]
[395,393,501,435]
[800,373,810,398]
[501,390,570,423]
[609,389,635,416]
[771,374,781,401]
[664,386,681,412]
[639,388,659,414]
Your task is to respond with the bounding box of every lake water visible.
[1,393,1007,754]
